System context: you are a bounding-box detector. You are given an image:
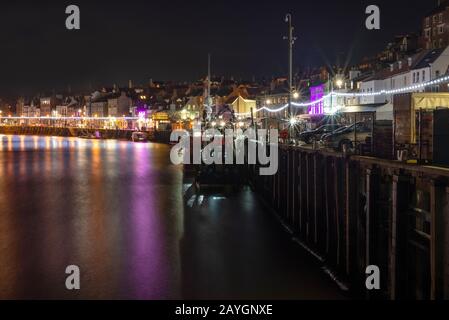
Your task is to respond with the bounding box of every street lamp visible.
[293,91,300,99]
[335,78,344,89]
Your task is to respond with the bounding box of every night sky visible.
[0,0,438,97]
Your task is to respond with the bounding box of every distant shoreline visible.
[0,126,173,144]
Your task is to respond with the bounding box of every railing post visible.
[365,167,380,299]
[334,158,342,268]
[299,151,306,237]
[345,159,358,279]
[366,168,380,267]
[444,187,449,299]
[390,174,410,300]
[313,153,320,247]
[430,180,445,300]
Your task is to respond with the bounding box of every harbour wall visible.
[249,145,449,300]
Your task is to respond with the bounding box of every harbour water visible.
[0,135,344,299]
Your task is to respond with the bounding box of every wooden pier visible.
[249,145,449,300]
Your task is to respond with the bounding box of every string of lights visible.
[0,116,140,120]
[249,74,449,114]
[333,75,449,97]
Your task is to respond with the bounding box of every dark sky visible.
[0,0,438,97]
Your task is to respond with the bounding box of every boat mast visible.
[207,53,211,105]
[204,53,213,122]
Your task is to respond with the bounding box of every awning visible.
[336,103,386,114]
[298,114,325,120]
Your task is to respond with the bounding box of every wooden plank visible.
[324,156,330,255]
[334,158,341,267]
[314,154,319,246]
[345,160,358,277]
[306,153,311,241]
[445,188,449,299]
[430,180,445,300]
[366,168,379,270]
[390,175,410,300]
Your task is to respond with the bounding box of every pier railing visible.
[249,145,449,300]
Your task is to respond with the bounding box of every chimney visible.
[408,57,413,67]
[128,80,133,89]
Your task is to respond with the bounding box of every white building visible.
[359,46,449,120]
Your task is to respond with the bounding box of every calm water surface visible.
[0,135,345,300]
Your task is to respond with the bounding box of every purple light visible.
[138,111,146,119]
[309,84,324,115]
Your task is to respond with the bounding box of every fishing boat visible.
[78,130,104,140]
[131,131,149,142]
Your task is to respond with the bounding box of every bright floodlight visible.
[336,79,344,88]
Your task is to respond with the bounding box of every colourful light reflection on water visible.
[0,135,184,299]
